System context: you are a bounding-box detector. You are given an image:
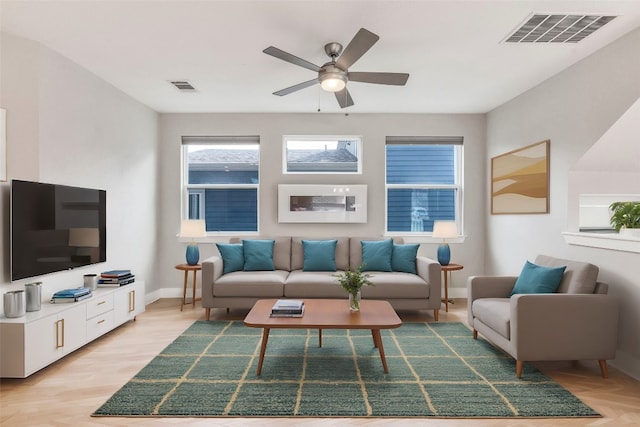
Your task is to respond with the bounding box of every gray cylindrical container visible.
[4,290,26,318]
[83,274,98,290]
[25,282,42,312]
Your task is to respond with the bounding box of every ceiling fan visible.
[263,28,409,109]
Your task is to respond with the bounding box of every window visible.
[283,135,362,173]
[385,136,463,233]
[182,136,259,233]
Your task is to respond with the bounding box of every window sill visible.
[562,232,640,254]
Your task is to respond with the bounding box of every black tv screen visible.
[11,180,106,281]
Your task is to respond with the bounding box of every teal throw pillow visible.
[216,243,244,274]
[302,239,338,271]
[361,239,393,272]
[242,239,275,271]
[511,261,566,296]
[391,243,420,274]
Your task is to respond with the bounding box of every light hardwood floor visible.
[1,298,639,427]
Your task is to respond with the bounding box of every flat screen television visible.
[11,180,106,281]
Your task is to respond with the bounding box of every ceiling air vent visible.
[169,80,197,91]
[505,14,616,43]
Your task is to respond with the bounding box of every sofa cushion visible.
[472,298,511,340]
[361,239,393,272]
[215,243,244,274]
[302,239,338,271]
[230,237,291,271]
[242,239,275,271]
[291,237,349,271]
[361,272,430,299]
[284,270,345,298]
[391,243,419,274]
[349,237,403,270]
[213,270,287,297]
[535,255,599,294]
[511,261,566,295]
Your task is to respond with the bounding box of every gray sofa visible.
[468,255,619,378]
[201,236,442,320]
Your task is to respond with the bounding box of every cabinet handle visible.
[97,300,106,306]
[97,319,105,325]
[129,290,135,313]
[55,318,65,349]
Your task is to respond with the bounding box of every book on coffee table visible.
[271,299,304,317]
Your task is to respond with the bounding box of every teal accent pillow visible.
[216,243,244,274]
[391,243,420,274]
[302,239,338,271]
[511,261,566,296]
[242,239,275,271]
[361,239,393,272]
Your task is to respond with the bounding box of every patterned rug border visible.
[93,321,601,419]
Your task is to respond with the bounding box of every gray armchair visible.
[467,255,619,378]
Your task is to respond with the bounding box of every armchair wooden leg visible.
[433,309,439,322]
[205,307,211,321]
[473,329,478,340]
[598,360,609,378]
[516,360,523,378]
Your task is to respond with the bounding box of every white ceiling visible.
[2,1,640,114]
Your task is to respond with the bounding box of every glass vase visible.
[349,291,361,312]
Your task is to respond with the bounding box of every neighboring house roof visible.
[188,148,357,164]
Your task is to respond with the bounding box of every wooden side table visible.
[175,264,202,311]
[441,263,463,312]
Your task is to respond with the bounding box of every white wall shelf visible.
[562,232,640,254]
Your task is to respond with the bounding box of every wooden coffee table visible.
[244,299,402,375]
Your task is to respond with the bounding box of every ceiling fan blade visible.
[334,88,354,109]
[273,79,318,96]
[263,46,322,72]
[335,28,379,70]
[348,72,409,86]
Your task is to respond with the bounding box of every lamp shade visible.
[179,220,206,238]
[432,221,458,239]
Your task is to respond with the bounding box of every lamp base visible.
[437,243,450,266]
[186,243,200,266]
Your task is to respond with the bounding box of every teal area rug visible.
[93,321,599,418]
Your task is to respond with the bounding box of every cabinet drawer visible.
[86,311,114,341]
[86,295,114,319]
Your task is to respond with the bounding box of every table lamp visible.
[179,219,206,265]
[432,220,458,266]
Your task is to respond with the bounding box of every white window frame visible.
[283,135,363,174]
[384,136,464,236]
[181,136,260,235]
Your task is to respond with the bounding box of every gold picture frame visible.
[491,140,550,214]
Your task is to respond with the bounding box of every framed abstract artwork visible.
[491,140,550,214]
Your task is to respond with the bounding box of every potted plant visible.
[335,265,374,312]
[609,201,640,238]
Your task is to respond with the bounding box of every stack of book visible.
[97,270,135,287]
[270,299,304,317]
[50,287,92,303]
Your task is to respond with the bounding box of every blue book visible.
[53,287,91,298]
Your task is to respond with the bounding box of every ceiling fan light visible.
[320,74,346,92]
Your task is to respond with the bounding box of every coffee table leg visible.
[372,329,389,373]
[256,328,270,376]
[318,329,322,347]
[371,330,378,348]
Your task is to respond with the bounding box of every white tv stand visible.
[0,281,145,378]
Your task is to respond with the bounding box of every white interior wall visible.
[486,27,640,379]
[156,113,486,300]
[0,32,159,310]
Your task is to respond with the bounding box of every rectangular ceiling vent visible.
[505,14,616,43]
[169,80,197,92]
